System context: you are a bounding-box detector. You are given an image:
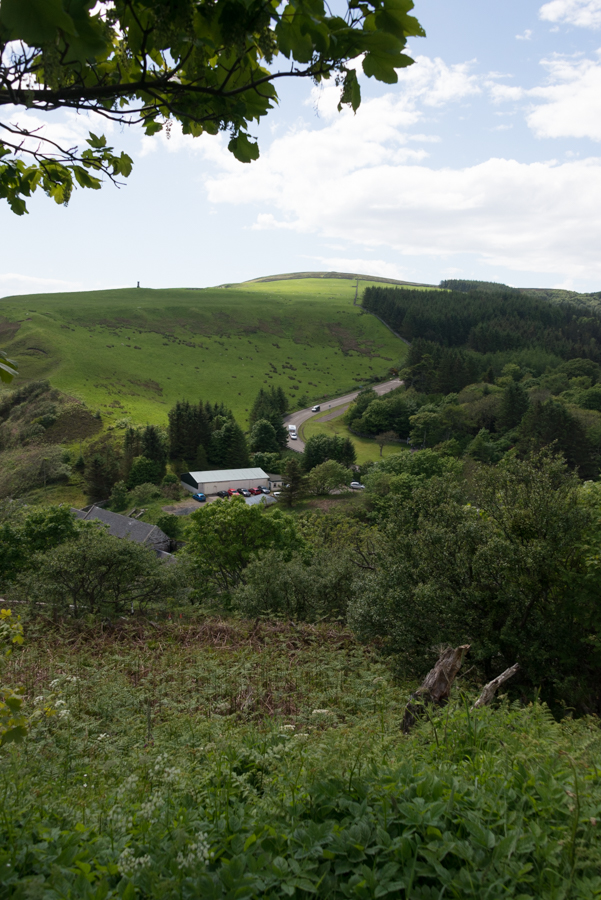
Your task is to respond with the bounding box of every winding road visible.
[283,378,402,451]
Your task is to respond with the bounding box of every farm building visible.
[71,506,171,553]
[180,467,269,495]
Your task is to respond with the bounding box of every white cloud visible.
[140,54,479,161]
[204,102,601,278]
[487,50,601,141]
[516,29,533,40]
[0,273,83,297]
[527,52,601,139]
[539,0,601,28]
[1,108,114,157]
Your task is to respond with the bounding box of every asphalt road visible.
[283,378,402,451]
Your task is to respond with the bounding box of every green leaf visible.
[228,133,260,164]
[0,0,76,43]
[338,69,361,113]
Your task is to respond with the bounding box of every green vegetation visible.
[1,617,601,898]
[0,277,407,426]
[302,411,402,465]
[4,277,601,897]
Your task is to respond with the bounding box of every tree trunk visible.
[401,644,470,734]
[471,663,520,709]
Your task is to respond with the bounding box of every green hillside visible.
[0,276,408,426]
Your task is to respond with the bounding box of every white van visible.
[288,424,297,434]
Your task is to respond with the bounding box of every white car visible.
[290,433,297,440]
[350,481,365,490]
[311,405,320,412]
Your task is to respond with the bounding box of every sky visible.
[3,0,601,296]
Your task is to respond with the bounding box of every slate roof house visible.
[71,506,171,553]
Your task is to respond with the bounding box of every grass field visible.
[0,276,408,427]
[301,408,406,465]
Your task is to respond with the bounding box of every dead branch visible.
[471,663,520,710]
[401,644,470,734]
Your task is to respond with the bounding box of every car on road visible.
[349,482,365,490]
[192,492,207,502]
[290,432,298,440]
[216,490,229,498]
[237,488,251,497]
[311,405,320,412]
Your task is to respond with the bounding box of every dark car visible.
[259,486,271,494]
[237,488,251,497]
[216,490,229,498]
[192,492,206,502]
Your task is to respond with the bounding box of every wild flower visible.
[106,807,133,833]
[294,733,309,740]
[118,847,151,877]
[280,724,295,731]
[139,792,163,824]
[176,833,211,869]
[311,709,330,715]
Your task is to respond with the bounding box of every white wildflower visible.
[58,709,70,719]
[97,733,109,741]
[311,709,330,716]
[139,792,163,824]
[280,724,295,731]
[54,700,67,707]
[106,807,133,833]
[294,733,309,740]
[118,847,151,877]
[33,696,45,705]
[176,833,210,869]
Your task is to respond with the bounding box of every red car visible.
[227,487,237,496]
[249,487,262,495]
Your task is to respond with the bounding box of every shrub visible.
[127,455,162,488]
[155,513,182,540]
[130,482,161,505]
[108,480,129,511]
[307,460,352,495]
[350,451,601,714]
[19,528,182,619]
[234,549,356,621]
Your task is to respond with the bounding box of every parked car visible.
[260,486,271,494]
[227,488,238,496]
[311,405,320,412]
[237,488,251,497]
[216,490,229,498]
[192,492,207,502]
[349,482,365,490]
[249,487,262,495]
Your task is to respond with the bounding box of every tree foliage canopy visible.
[0,0,424,213]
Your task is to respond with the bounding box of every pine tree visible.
[142,425,166,466]
[281,457,305,507]
[497,381,530,431]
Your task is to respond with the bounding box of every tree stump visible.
[471,663,520,709]
[401,644,470,734]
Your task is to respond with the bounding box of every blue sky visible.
[3,0,601,296]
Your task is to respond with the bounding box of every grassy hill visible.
[0,275,410,426]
